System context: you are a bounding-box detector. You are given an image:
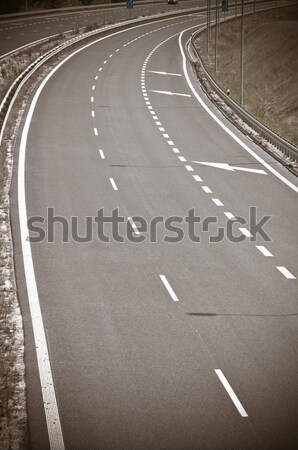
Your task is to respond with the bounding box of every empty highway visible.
[6,5,298,450]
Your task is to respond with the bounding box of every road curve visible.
[11,9,298,450]
[0,0,202,58]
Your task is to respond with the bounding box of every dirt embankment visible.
[195,5,298,146]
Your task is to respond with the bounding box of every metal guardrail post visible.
[188,1,298,166]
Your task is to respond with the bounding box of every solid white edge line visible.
[18,65,65,450]
[17,21,185,447]
[215,369,248,417]
[159,275,179,302]
[178,30,298,194]
[256,245,273,257]
[276,266,296,279]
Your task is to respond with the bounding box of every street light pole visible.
[207,0,211,53]
[215,0,218,72]
[240,0,244,105]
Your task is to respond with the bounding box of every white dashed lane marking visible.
[159,275,179,302]
[215,370,248,418]
[256,246,273,257]
[193,174,202,181]
[276,267,296,279]
[212,198,224,206]
[128,217,140,236]
[109,178,118,191]
[224,212,235,220]
[239,228,252,238]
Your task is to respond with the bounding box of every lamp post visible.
[215,0,218,72]
[207,0,210,53]
[240,0,244,105]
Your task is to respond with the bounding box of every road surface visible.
[9,6,298,450]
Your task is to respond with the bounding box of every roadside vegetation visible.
[194,4,298,146]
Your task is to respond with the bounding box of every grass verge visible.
[194,4,298,146]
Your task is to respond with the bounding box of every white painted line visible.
[178,156,186,162]
[116,48,119,52]
[99,149,105,159]
[95,75,98,80]
[146,101,151,105]
[150,89,191,98]
[163,134,169,138]
[167,140,174,146]
[109,53,113,57]
[192,161,266,175]
[215,370,248,418]
[185,165,194,172]
[94,128,98,136]
[156,121,161,126]
[256,246,273,257]
[179,30,298,194]
[173,148,180,154]
[91,111,95,117]
[212,198,224,206]
[103,60,107,64]
[109,178,118,191]
[159,275,179,302]
[153,116,158,120]
[18,58,65,450]
[239,228,252,238]
[92,85,95,90]
[276,266,296,279]
[193,174,202,182]
[128,217,140,235]
[148,106,153,110]
[91,97,94,102]
[150,111,156,115]
[99,67,102,71]
[202,186,212,193]
[224,212,235,220]
[148,70,182,77]
[159,127,165,131]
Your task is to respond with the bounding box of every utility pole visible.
[207,0,210,53]
[215,0,218,72]
[240,0,244,105]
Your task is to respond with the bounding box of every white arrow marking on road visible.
[148,70,182,77]
[150,89,192,98]
[192,161,267,174]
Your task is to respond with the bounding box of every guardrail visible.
[0,5,207,143]
[188,3,298,166]
[0,0,178,20]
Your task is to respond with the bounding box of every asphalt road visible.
[0,0,203,58]
[9,6,298,450]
